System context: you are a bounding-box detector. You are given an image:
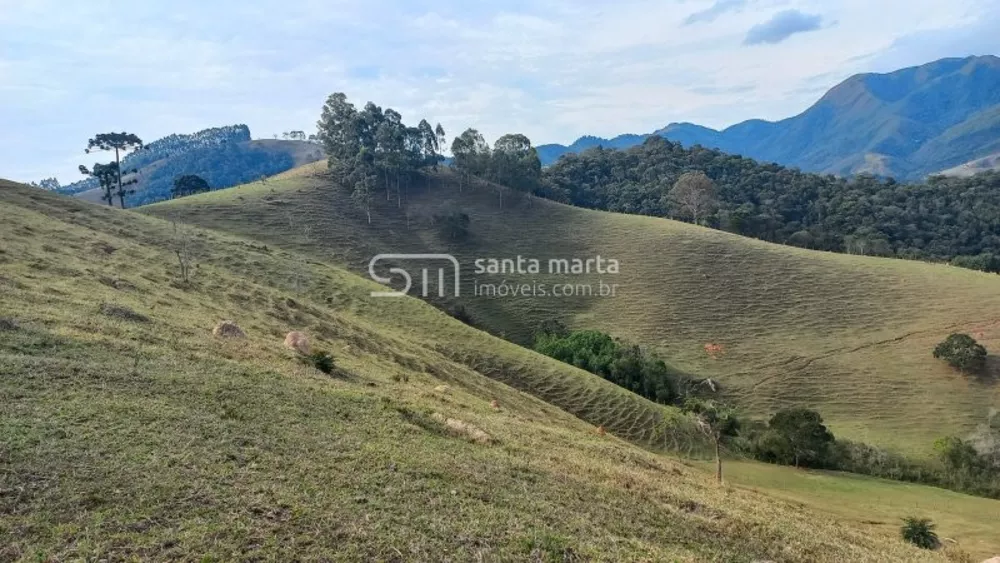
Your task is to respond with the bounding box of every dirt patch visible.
[98,276,138,292]
[431,413,495,445]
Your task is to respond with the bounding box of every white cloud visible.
[0,0,995,183]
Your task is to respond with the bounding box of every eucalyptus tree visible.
[451,128,491,192]
[317,92,447,218]
[491,133,541,208]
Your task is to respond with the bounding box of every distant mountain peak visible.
[538,55,1000,180]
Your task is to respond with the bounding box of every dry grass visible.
[146,162,1000,457]
[0,179,971,561]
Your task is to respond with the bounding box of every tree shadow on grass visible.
[974,355,1000,384]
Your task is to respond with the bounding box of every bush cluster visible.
[533,325,690,406]
[933,333,988,373]
[732,408,1000,499]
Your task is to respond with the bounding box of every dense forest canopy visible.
[540,137,1000,271]
[122,124,251,171]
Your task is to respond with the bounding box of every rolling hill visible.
[939,151,1000,177]
[5,178,988,560]
[66,125,324,208]
[539,55,1000,180]
[147,162,1000,460]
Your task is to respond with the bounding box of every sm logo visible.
[367,254,461,298]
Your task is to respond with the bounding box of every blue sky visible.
[1,0,998,184]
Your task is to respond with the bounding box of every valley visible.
[5,178,990,560]
[146,162,1000,459]
[4,9,1000,555]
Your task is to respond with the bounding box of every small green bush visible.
[434,212,471,241]
[900,516,939,550]
[304,351,335,374]
[933,333,987,373]
[99,303,150,323]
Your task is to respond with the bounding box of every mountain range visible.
[538,55,1000,180]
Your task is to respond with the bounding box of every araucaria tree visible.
[683,398,738,483]
[316,93,445,220]
[84,132,144,208]
[78,162,122,206]
[666,171,717,225]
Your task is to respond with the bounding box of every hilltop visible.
[63,125,324,208]
[4,178,983,560]
[538,55,1000,180]
[148,162,1000,459]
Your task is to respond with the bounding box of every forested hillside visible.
[61,125,317,207]
[60,125,254,196]
[541,137,1000,269]
[124,143,295,206]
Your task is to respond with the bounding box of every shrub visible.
[434,212,470,241]
[99,303,150,323]
[213,320,246,338]
[535,319,569,338]
[533,328,690,406]
[933,333,987,373]
[305,351,335,374]
[950,252,1000,273]
[900,517,939,550]
[831,439,935,483]
[449,305,475,326]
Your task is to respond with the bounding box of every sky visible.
[1,0,999,184]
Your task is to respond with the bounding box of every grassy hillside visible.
[939,151,1000,177]
[147,163,1000,458]
[2,179,976,561]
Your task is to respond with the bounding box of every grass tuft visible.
[99,303,150,323]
